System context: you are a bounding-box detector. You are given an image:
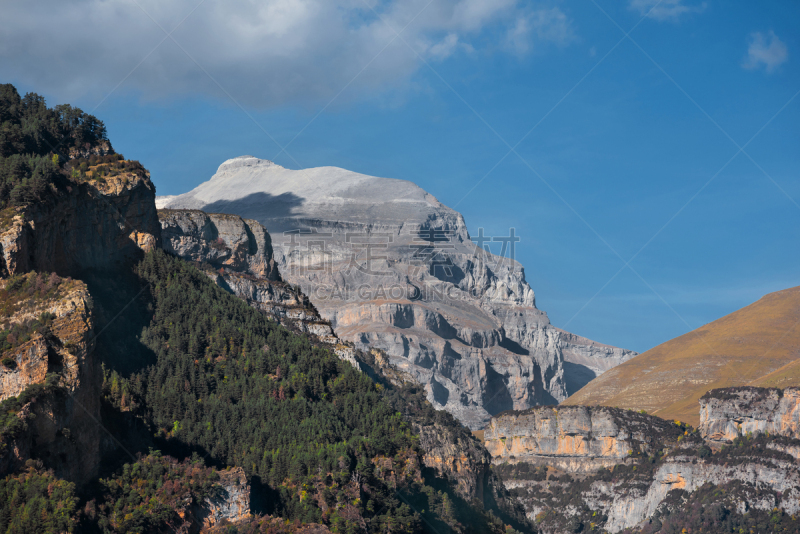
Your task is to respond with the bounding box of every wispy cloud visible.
[629,0,706,21]
[742,31,788,73]
[0,0,572,108]
[505,6,575,55]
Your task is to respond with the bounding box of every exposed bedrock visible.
[0,278,102,485]
[157,209,359,368]
[158,156,637,429]
[700,386,800,443]
[486,388,800,533]
[587,455,800,533]
[159,209,279,280]
[1,164,160,486]
[0,170,160,278]
[484,406,676,473]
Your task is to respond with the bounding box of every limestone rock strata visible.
[157,209,358,368]
[484,406,676,473]
[0,168,160,278]
[158,155,637,429]
[159,209,279,280]
[486,387,800,533]
[0,279,94,400]
[0,278,101,485]
[0,162,161,485]
[699,386,800,443]
[584,454,800,532]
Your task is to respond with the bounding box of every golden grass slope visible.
[563,286,800,426]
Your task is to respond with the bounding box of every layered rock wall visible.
[158,156,637,429]
[585,454,800,532]
[0,161,161,485]
[0,170,160,277]
[484,406,676,473]
[0,279,101,484]
[699,386,800,443]
[487,388,800,532]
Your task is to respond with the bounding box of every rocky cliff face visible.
[0,160,161,486]
[0,169,160,278]
[485,406,680,474]
[700,386,800,443]
[193,467,251,530]
[581,451,800,532]
[416,420,491,501]
[485,387,800,533]
[160,209,279,280]
[157,208,360,368]
[158,155,636,429]
[0,276,102,485]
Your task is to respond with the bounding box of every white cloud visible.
[428,33,461,60]
[629,0,706,21]
[0,0,574,108]
[505,7,575,55]
[742,31,788,73]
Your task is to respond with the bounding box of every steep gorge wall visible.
[484,406,678,473]
[0,163,161,486]
[0,276,101,484]
[486,387,800,533]
[0,171,160,277]
[699,386,800,443]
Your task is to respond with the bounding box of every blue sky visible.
[3,0,798,353]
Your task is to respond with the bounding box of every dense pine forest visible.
[0,84,109,208]
[0,248,523,533]
[111,250,427,531]
[114,250,523,532]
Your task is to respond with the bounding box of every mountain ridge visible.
[158,155,637,429]
[564,285,800,425]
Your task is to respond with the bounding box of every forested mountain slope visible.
[0,83,530,533]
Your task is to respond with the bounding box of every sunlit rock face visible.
[159,209,280,280]
[700,386,800,443]
[484,406,675,473]
[158,156,636,429]
[488,395,800,533]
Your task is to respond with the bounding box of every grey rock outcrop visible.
[584,453,800,532]
[157,209,359,368]
[484,406,680,473]
[158,156,636,429]
[699,386,800,443]
[486,387,800,533]
[415,421,491,501]
[193,467,251,530]
[159,209,279,280]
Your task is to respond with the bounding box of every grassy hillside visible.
[563,286,800,425]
